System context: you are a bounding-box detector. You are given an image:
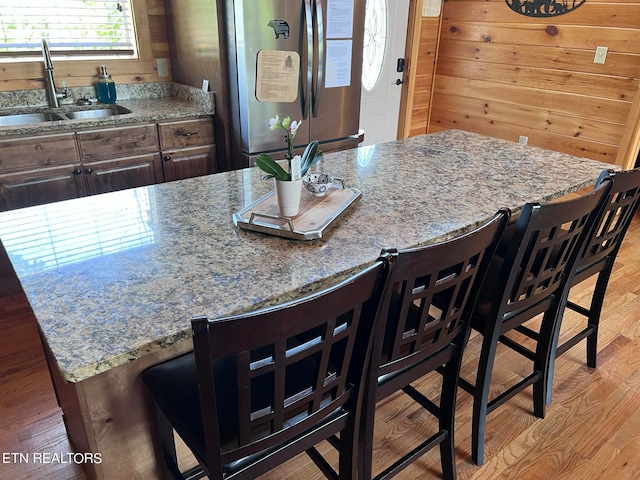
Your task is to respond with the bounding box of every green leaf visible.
[300,141,322,176]
[255,154,290,181]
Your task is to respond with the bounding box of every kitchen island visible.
[0,130,614,479]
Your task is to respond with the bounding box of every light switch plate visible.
[156,58,169,77]
[594,46,608,64]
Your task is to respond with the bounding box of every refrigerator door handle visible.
[312,0,324,118]
[303,0,313,120]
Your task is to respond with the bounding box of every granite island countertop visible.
[0,130,615,382]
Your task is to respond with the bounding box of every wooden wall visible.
[426,0,640,167]
[0,0,170,93]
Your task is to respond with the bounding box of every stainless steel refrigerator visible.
[224,0,366,165]
[163,0,365,171]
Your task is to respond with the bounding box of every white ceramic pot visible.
[275,178,302,217]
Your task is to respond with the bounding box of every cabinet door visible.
[162,145,216,182]
[83,154,163,195]
[0,165,85,211]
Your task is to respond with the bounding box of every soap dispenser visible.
[95,65,117,104]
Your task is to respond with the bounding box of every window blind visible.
[0,0,137,58]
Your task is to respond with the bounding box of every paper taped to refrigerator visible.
[326,0,354,38]
[325,40,352,88]
[256,50,300,102]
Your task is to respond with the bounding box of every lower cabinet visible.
[159,118,217,182]
[0,116,216,212]
[0,165,86,211]
[0,132,84,211]
[84,154,164,195]
[0,155,163,210]
[161,145,216,182]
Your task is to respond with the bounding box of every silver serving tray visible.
[233,179,362,240]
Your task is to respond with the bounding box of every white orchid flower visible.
[258,113,320,181]
[268,115,280,130]
[289,120,301,138]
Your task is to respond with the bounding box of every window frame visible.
[0,1,138,60]
[362,0,388,93]
[0,0,160,93]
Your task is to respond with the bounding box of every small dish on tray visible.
[303,173,334,197]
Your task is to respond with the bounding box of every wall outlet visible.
[156,58,169,77]
[594,46,608,64]
[519,135,528,145]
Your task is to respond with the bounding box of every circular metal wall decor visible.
[505,0,586,17]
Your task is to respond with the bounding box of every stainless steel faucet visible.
[41,39,67,108]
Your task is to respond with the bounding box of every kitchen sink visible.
[63,106,131,120]
[0,105,132,127]
[0,112,67,127]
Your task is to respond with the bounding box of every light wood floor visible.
[1,212,638,480]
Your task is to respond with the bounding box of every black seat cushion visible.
[143,349,321,473]
[143,353,208,462]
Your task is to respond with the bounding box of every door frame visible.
[397,0,421,139]
[397,0,443,140]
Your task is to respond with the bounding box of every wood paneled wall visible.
[426,0,640,167]
[0,0,170,93]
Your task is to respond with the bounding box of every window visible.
[0,0,137,60]
[361,0,388,92]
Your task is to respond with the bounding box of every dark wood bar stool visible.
[360,209,510,480]
[459,179,612,465]
[142,259,388,480]
[543,168,640,403]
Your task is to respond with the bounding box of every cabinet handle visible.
[163,155,171,162]
[175,130,198,137]
[84,168,93,174]
[72,168,82,175]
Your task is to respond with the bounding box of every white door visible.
[359,0,410,146]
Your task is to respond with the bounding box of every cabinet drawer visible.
[77,124,159,161]
[159,118,215,150]
[0,133,79,172]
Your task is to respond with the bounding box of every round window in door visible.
[362,0,388,92]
